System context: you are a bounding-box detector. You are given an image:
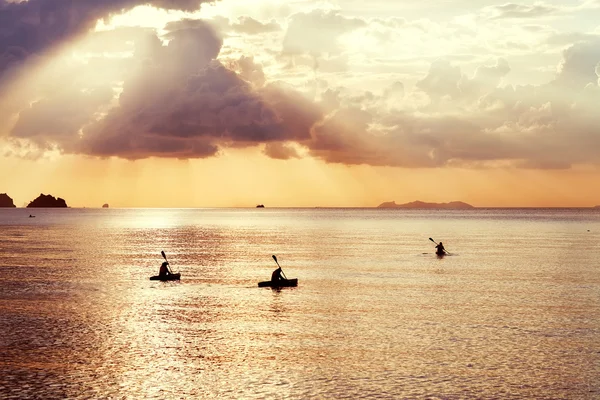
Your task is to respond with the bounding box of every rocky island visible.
[378,200,474,209]
[27,194,68,208]
[102,203,109,208]
[0,193,16,207]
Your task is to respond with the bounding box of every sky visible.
[1,0,600,207]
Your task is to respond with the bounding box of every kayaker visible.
[271,266,284,283]
[159,261,171,278]
[435,242,446,255]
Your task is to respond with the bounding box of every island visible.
[0,193,16,207]
[377,200,474,209]
[102,203,109,208]
[27,194,68,208]
[256,204,265,208]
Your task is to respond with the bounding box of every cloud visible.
[263,142,300,159]
[415,58,511,103]
[416,59,463,101]
[481,3,560,20]
[231,16,280,35]
[68,21,322,160]
[301,41,600,170]
[282,9,366,56]
[0,0,215,84]
[555,38,600,88]
[205,16,281,37]
[545,32,599,47]
[3,5,600,172]
[230,55,266,87]
[11,86,113,150]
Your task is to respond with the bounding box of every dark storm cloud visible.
[0,0,215,83]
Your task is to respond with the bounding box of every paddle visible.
[161,250,175,274]
[429,237,450,255]
[272,255,288,280]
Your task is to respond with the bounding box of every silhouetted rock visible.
[27,194,68,208]
[378,200,474,209]
[0,193,16,207]
[256,204,265,208]
[102,203,109,208]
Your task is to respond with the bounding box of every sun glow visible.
[96,6,198,32]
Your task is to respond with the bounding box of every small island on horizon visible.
[377,200,475,209]
[27,194,68,208]
[0,193,16,207]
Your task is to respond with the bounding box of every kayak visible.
[436,252,446,256]
[150,273,181,281]
[258,278,298,288]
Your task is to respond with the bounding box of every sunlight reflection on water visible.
[1,208,599,399]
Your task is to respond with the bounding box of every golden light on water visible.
[2,208,599,397]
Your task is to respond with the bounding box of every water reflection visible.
[1,208,599,399]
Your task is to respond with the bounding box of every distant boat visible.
[29,215,35,218]
[256,204,265,208]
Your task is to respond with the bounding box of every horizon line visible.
[5,205,600,209]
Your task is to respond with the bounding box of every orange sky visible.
[2,149,600,208]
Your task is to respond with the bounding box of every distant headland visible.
[102,203,109,208]
[0,193,16,207]
[377,200,475,209]
[256,204,265,208]
[27,194,68,208]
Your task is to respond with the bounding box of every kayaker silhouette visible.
[435,242,446,255]
[271,266,284,283]
[158,261,171,278]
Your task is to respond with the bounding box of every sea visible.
[0,208,599,399]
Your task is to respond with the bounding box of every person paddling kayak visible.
[158,261,171,278]
[435,242,446,255]
[271,266,284,283]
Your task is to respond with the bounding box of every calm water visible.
[1,208,599,399]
